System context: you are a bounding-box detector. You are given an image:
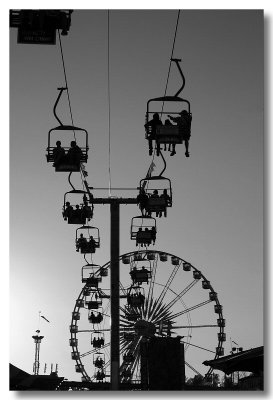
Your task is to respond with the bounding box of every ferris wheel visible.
[69,250,226,384]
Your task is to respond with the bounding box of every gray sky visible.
[10,9,263,382]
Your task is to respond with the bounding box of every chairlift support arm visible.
[171,58,186,97]
[53,87,67,126]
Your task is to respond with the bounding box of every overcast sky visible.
[9,9,263,384]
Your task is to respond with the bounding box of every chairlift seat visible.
[87,300,102,309]
[155,126,183,144]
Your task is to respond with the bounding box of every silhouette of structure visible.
[32,330,44,375]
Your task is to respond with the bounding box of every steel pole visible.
[110,200,120,390]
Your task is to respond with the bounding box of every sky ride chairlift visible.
[46,87,89,172]
[63,190,93,224]
[127,285,145,308]
[131,216,157,247]
[76,226,100,254]
[145,58,192,157]
[138,176,172,217]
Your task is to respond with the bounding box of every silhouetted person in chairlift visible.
[82,201,93,221]
[63,201,73,220]
[162,118,173,152]
[67,140,83,166]
[97,312,103,323]
[145,113,162,156]
[130,267,137,283]
[88,235,96,251]
[145,227,151,246]
[137,188,149,215]
[168,110,192,157]
[76,233,87,251]
[136,228,143,247]
[53,140,66,167]
[158,189,171,217]
[74,204,82,219]
[89,311,95,323]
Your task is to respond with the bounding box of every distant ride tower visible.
[32,330,44,375]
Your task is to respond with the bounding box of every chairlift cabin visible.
[91,332,105,349]
[139,176,172,216]
[127,286,145,307]
[46,125,88,171]
[122,256,131,264]
[218,332,226,341]
[63,190,93,224]
[81,264,102,285]
[76,226,100,254]
[10,10,73,44]
[131,216,157,246]
[129,263,151,285]
[86,300,102,310]
[145,96,191,150]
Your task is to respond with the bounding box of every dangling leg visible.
[185,139,190,157]
[170,144,176,156]
[148,138,153,156]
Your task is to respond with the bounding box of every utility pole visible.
[85,192,138,390]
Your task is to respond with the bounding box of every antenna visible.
[32,329,44,375]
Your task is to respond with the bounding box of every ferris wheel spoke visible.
[156,262,181,306]
[184,361,203,377]
[80,342,110,358]
[180,339,215,354]
[173,324,218,329]
[170,299,212,319]
[146,256,159,317]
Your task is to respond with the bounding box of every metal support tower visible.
[32,330,44,375]
[85,190,138,390]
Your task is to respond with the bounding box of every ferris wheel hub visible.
[134,319,156,337]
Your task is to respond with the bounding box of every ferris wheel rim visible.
[70,249,225,382]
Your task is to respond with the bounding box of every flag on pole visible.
[146,161,156,178]
[41,315,50,323]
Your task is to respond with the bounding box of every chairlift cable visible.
[57,30,76,142]
[107,10,112,197]
[160,10,181,116]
